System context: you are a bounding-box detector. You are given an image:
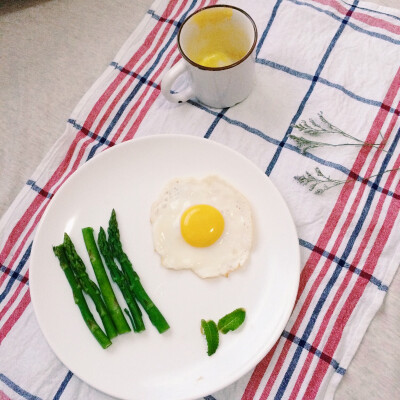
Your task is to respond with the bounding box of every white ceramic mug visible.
[161,5,258,108]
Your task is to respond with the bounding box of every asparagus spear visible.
[82,227,131,335]
[107,209,170,334]
[53,244,112,349]
[63,233,118,340]
[97,227,145,332]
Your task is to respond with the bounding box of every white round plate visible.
[30,134,300,400]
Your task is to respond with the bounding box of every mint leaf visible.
[217,308,246,334]
[201,319,219,356]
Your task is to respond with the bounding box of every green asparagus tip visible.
[52,245,65,267]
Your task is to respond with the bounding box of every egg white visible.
[150,175,253,278]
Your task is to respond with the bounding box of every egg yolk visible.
[180,204,224,247]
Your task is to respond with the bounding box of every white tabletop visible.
[1,0,399,399]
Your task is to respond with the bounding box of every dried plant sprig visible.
[294,166,400,195]
[293,112,352,138]
[291,112,386,153]
[294,167,343,195]
[289,134,385,155]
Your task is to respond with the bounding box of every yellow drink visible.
[183,7,250,68]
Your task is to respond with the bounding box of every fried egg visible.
[150,175,253,278]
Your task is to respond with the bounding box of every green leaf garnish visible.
[217,308,246,334]
[201,319,219,356]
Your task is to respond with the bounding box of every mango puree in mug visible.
[184,7,251,68]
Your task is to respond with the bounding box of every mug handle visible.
[161,59,195,103]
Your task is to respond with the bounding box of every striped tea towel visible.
[1,0,400,399]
